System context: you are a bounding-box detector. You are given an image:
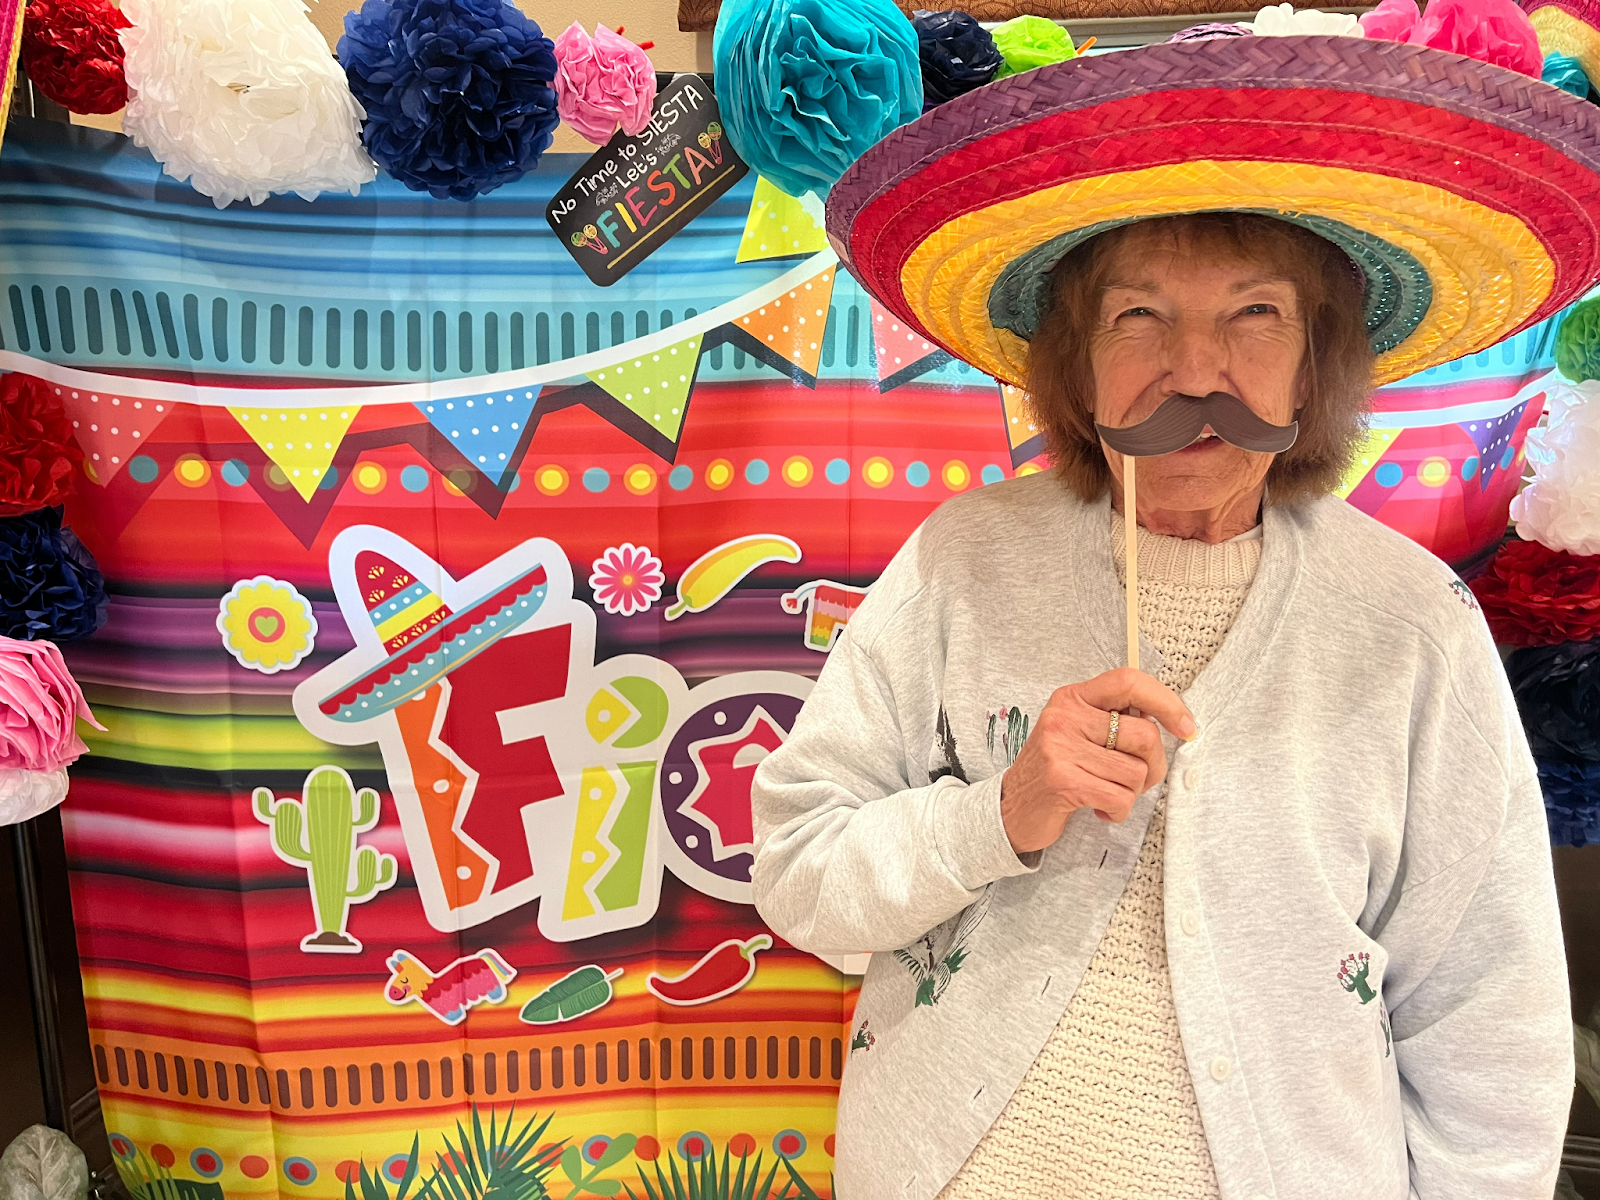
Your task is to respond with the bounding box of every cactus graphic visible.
[1337,952,1377,1004]
[254,765,397,954]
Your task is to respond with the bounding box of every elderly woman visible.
[749,32,1594,1200]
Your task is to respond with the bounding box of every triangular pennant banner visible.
[999,383,1045,466]
[736,177,830,263]
[726,266,836,385]
[60,386,177,484]
[1460,401,1528,492]
[414,387,541,487]
[871,300,951,392]
[586,335,703,444]
[228,405,360,501]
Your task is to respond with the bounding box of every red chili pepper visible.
[646,934,772,1006]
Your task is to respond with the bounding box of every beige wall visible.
[78,0,711,154]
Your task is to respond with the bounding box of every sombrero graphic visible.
[317,550,549,722]
[827,35,1600,389]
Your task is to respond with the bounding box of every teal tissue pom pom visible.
[713,0,922,199]
[1555,296,1600,383]
[1542,52,1593,99]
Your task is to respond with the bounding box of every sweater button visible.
[1210,1055,1232,1081]
[1181,911,1200,936]
[1183,767,1201,788]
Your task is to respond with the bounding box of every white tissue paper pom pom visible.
[1249,3,1362,35]
[119,0,376,208]
[0,767,69,826]
[1510,380,1600,555]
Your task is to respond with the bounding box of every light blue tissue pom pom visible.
[713,0,923,199]
[1542,52,1593,99]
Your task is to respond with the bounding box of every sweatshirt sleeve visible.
[750,530,1038,956]
[1376,617,1572,1198]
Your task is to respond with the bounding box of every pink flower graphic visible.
[589,543,665,616]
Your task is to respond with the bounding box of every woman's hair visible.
[1025,212,1374,504]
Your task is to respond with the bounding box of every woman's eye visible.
[1239,303,1277,316]
[1118,307,1155,319]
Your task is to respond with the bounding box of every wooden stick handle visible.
[1123,457,1139,671]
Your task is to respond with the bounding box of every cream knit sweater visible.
[939,509,1262,1200]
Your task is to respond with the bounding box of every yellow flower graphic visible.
[217,576,318,674]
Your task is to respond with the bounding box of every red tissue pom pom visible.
[21,0,132,116]
[0,374,83,517]
[1471,538,1600,647]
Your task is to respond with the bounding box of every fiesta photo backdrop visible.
[0,109,1566,1200]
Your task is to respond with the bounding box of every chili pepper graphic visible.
[646,933,772,1006]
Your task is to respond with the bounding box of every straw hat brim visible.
[827,36,1600,388]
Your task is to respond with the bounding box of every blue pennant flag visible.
[415,388,541,487]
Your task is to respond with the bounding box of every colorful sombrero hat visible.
[827,35,1600,389]
[1529,0,1600,83]
[317,551,549,723]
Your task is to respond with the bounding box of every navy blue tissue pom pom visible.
[1538,757,1600,848]
[0,507,107,643]
[340,0,560,202]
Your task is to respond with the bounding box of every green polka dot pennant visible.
[586,335,703,444]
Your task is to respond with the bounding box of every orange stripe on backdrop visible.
[85,958,856,1049]
[88,955,859,1197]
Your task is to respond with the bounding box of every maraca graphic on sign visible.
[572,224,608,256]
[700,122,725,166]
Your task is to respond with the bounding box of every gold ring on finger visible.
[1104,711,1120,751]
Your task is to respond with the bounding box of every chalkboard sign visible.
[546,74,748,287]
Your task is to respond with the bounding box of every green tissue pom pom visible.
[992,15,1076,78]
[1555,297,1600,383]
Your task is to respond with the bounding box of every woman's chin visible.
[1131,458,1265,514]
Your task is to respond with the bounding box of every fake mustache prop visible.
[1095,391,1299,456]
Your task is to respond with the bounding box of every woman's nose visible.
[1163,321,1229,395]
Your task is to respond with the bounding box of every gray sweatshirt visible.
[751,475,1572,1200]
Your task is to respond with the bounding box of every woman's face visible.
[1090,227,1308,517]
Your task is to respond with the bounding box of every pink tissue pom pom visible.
[1413,0,1543,76]
[0,636,103,773]
[1360,0,1541,76]
[1359,0,1420,41]
[553,23,657,146]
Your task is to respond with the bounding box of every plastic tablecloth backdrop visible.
[0,116,1563,1200]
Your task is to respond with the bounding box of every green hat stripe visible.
[987,211,1433,358]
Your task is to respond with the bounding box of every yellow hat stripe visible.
[375,593,444,643]
[1531,7,1600,84]
[899,159,1553,388]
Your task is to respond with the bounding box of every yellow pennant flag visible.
[736,178,830,263]
[229,406,360,500]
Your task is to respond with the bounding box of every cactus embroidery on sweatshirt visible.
[850,1018,875,1053]
[894,886,992,1007]
[1337,951,1377,1003]
[253,765,398,953]
[986,705,1031,767]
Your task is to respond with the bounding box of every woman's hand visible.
[1000,668,1196,854]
